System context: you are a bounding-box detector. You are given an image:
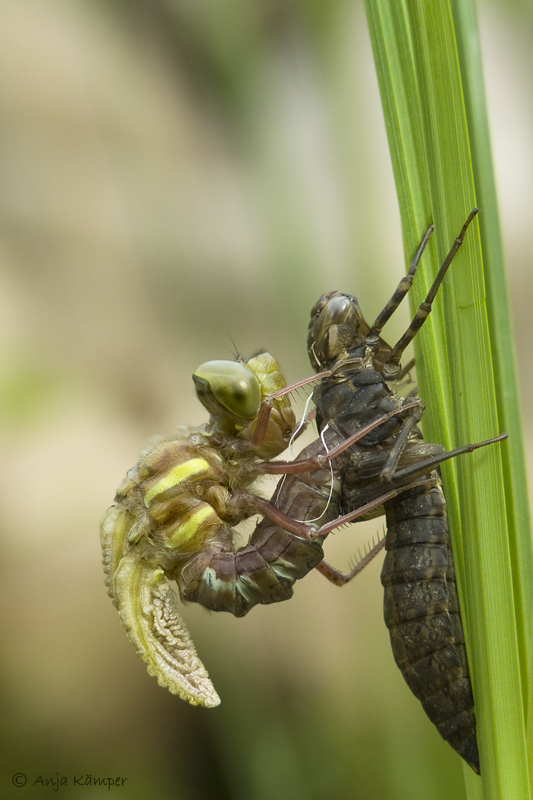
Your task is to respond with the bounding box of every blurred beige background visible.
[0,1,530,798]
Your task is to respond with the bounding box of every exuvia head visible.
[307,291,370,371]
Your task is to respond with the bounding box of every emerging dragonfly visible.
[305,209,506,774]
[100,350,418,708]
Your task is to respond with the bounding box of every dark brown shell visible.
[382,482,479,772]
[307,284,480,773]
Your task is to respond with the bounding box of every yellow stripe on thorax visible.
[168,505,217,548]
[144,457,211,506]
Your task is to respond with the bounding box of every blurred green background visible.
[1,1,531,798]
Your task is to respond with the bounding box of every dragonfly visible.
[100,350,420,708]
[305,209,506,774]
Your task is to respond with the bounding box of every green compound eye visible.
[193,360,261,419]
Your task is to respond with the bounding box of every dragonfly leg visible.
[251,371,333,448]
[315,537,386,585]
[260,401,422,476]
[369,222,434,337]
[380,410,423,482]
[384,209,479,376]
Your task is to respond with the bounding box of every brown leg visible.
[380,411,422,482]
[253,431,507,541]
[386,209,479,372]
[260,400,422,476]
[252,484,405,540]
[386,432,507,485]
[251,370,333,449]
[370,222,434,336]
[315,536,386,586]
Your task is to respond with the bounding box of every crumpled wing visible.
[113,551,221,707]
[100,503,132,603]
[100,503,220,708]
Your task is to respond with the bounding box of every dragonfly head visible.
[193,353,297,458]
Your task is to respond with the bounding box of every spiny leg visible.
[314,431,507,585]
[252,356,418,447]
[380,409,423,482]
[251,485,406,539]
[385,209,479,376]
[306,432,507,541]
[315,536,386,586]
[251,370,333,448]
[253,431,507,546]
[385,431,507,485]
[370,222,434,337]
[260,401,422,476]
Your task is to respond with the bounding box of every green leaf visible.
[364,0,531,795]
[451,0,533,731]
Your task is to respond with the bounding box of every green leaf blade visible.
[364,0,531,795]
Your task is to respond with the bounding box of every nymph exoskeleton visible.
[100,350,419,708]
[306,210,507,774]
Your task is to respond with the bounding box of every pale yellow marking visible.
[169,505,217,547]
[144,458,210,506]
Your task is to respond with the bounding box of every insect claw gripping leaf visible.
[306,212,505,774]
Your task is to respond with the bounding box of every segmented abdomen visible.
[312,365,479,771]
[101,436,339,706]
[381,478,479,774]
[179,441,340,616]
